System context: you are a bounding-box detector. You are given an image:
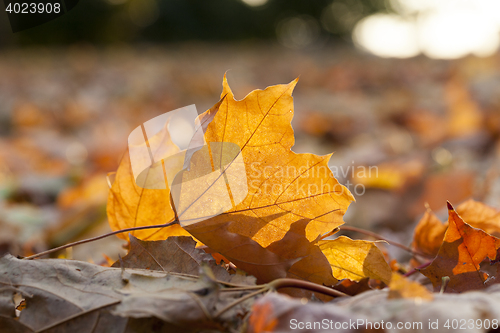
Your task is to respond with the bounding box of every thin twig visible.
[340,225,433,259]
[269,278,349,298]
[403,261,432,277]
[23,220,178,260]
[214,288,268,318]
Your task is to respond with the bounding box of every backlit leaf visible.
[319,236,392,284]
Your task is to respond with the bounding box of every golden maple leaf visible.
[108,76,379,285]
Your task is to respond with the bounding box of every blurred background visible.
[1,0,500,264]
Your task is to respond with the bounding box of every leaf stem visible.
[215,278,349,318]
[340,225,433,259]
[23,219,178,260]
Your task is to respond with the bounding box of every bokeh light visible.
[240,0,268,7]
[353,0,500,59]
[276,15,320,49]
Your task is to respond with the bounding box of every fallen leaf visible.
[412,207,448,258]
[184,76,354,246]
[421,202,500,293]
[412,200,500,258]
[181,77,354,285]
[112,235,255,285]
[388,273,433,300]
[0,254,251,332]
[319,236,392,284]
[107,149,192,241]
[185,220,299,284]
[456,199,500,237]
[246,292,367,333]
[352,159,425,192]
[411,170,474,216]
[333,278,372,296]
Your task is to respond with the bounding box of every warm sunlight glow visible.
[354,0,500,59]
[240,0,268,7]
[353,14,419,58]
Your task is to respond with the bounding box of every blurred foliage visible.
[0,0,388,46]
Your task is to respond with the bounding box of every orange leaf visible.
[412,200,500,258]
[412,207,448,258]
[421,202,500,293]
[456,199,500,237]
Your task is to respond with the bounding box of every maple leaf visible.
[180,77,355,284]
[412,200,500,258]
[421,202,500,293]
[107,77,363,286]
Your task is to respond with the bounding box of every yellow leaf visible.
[184,76,354,244]
[107,119,192,241]
[319,236,391,284]
[388,273,433,300]
[182,77,354,283]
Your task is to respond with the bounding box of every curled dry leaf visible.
[421,202,500,293]
[412,200,500,259]
[333,278,372,296]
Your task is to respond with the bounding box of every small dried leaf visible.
[421,202,500,293]
[319,236,392,285]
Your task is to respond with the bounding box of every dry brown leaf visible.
[111,235,255,284]
[333,278,372,296]
[421,202,500,293]
[388,272,433,300]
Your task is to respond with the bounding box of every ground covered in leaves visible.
[2,43,500,332]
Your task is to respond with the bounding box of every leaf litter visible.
[4,76,500,332]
